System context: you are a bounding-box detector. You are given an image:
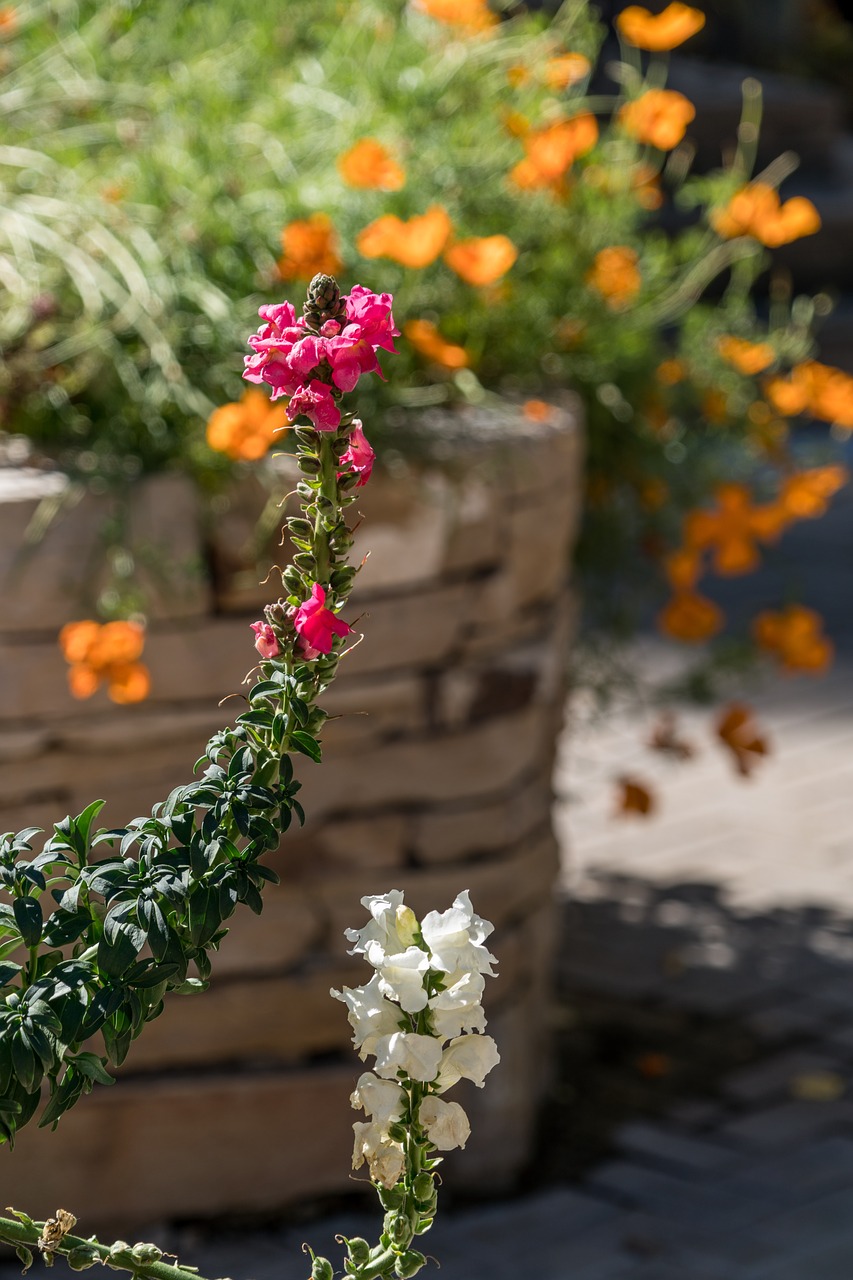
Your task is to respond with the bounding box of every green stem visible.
[312,434,338,588]
[0,1217,219,1280]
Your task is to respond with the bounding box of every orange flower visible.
[615,776,656,817]
[716,335,776,376]
[763,374,810,418]
[500,108,531,138]
[716,704,769,777]
[664,547,701,591]
[684,483,787,576]
[779,465,848,519]
[753,605,833,674]
[545,52,592,90]
[657,591,724,642]
[278,213,342,281]
[711,182,821,248]
[656,358,686,386]
[522,399,557,422]
[337,139,405,191]
[617,3,705,50]
[619,89,695,151]
[586,246,641,309]
[506,65,530,88]
[700,388,730,425]
[413,0,497,32]
[206,390,288,462]
[59,620,150,704]
[404,319,469,369]
[357,206,452,268]
[444,234,518,286]
[510,114,598,191]
[0,7,17,35]
[633,164,664,210]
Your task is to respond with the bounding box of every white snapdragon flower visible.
[428,970,487,1040]
[419,1097,470,1151]
[435,1034,501,1090]
[345,890,420,962]
[373,1031,443,1083]
[350,1073,406,1128]
[352,1121,406,1189]
[331,972,404,1059]
[420,890,497,976]
[369,942,431,1013]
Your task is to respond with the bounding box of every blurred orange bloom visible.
[664,547,702,591]
[445,234,518,286]
[413,0,497,32]
[633,164,664,210]
[545,52,592,90]
[206,390,288,462]
[656,358,686,386]
[717,335,776,376]
[586,246,641,308]
[59,620,150,704]
[357,206,452,268]
[278,214,342,281]
[510,114,598,192]
[0,7,17,35]
[716,704,769,777]
[684,483,787,576]
[404,319,469,369]
[753,605,833,674]
[619,89,695,151]
[658,590,724,642]
[617,2,705,50]
[523,399,557,422]
[711,182,821,248]
[616,776,656,817]
[500,108,531,138]
[765,362,853,427]
[779,465,848,519]
[337,139,405,191]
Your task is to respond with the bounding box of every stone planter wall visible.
[0,403,583,1228]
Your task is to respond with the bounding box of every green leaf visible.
[15,1245,33,1273]
[291,731,322,763]
[69,1052,114,1085]
[0,962,21,988]
[12,897,42,948]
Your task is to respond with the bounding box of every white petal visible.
[435,1034,501,1090]
[419,1096,471,1151]
[373,1031,443,1083]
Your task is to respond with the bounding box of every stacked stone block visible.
[0,403,583,1226]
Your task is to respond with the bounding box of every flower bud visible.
[412,1172,435,1204]
[282,565,304,592]
[311,1256,334,1280]
[378,1183,407,1211]
[287,517,313,539]
[346,1238,371,1266]
[330,565,357,592]
[292,551,315,571]
[299,454,322,474]
[395,904,420,947]
[394,1250,426,1278]
[294,426,319,448]
[131,1243,162,1265]
[384,1211,414,1250]
[66,1247,99,1271]
[304,273,345,328]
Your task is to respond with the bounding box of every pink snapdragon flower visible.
[286,379,341,431]
[339,420,375,488]
[293,583,351,655]
[243,300,307,399]
[250,621,281,659]
[345,285,399,353]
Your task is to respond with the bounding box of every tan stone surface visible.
[343,581,475,678]
[0,471,208,633]
[318,813,409,869]
[210,882,324,978]
[1,1066,357,1228]
[411,773,552,863]
[296,704,551,817]
[126,966,357,1070]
